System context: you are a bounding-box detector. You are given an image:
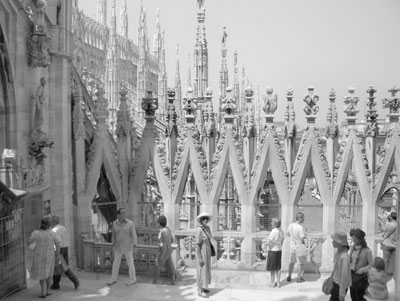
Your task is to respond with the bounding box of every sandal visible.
[198,290,209,298]
[39,296,46,299]
[296,277,305,283]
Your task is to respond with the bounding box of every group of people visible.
[30,208,395,300]
[262,211,397,301]
[106,208,176,287]
[29,215,79,298]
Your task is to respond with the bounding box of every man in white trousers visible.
[107,208,138,286]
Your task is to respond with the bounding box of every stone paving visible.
[6,268,397,301]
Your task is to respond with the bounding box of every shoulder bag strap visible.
[199,226,212,245]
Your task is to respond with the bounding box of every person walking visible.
[153,215,175,285]
[196,212,213,298]
[349,228,373,301]
[366,257,389,300]
[329,230,351,301]
[266,217,284,288]
[381,212,397,277]
[286,212,307,283]
[50,215,79,290]
[29,216,60,298]
[107,208,138,286]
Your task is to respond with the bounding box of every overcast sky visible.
[78,0,400,126]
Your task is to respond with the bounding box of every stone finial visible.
[244,86,253,100]
[116,87,130,138]
[205,87,213,101]
[262,87,278,116]
[284,87,294,122]
[303,86,319,116]
[326,89,338,138]
[343,87,359,117]
[141,91,158,117]
[222,87,236,116]
[94,87,108,124]
[382,85,400,114]
[183,87,197,122]
[326,89,338,124]
[167,89,176,103]
[166,88,178,137]
[365,85,379,137]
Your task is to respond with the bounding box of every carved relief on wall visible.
[27,0,51,68]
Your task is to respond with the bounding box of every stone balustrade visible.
[82,239,178,277]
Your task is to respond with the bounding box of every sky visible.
[78,0,400,126]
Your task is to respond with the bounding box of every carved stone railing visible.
[82,239,177,276]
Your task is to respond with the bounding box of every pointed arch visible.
[249,131,289,206]
[209,137,246,204]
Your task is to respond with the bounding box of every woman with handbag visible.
[327,230,351,301]
[349,229,373,301]
[196,212,214,298]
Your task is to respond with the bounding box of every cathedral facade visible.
[0,0,399,297]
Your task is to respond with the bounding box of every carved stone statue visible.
[263,87,278,115]
[31,77,47,139]
[32,0,47,33]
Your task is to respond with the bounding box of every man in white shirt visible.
[51,215,80,290]
[107,208,138,286]
[286,212,306,283]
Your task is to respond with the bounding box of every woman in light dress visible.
[195,212,213,298]
[29,216,60,298]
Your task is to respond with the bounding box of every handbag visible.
[200,226,216,257]
[351,271,368,289]
[322,258,338,295]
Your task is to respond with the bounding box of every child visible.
[366,257,388,300]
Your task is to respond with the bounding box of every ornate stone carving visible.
[242,87,255,137]
[382,86,400,114]
[115,87,130,138]
[222,87,236,116]
[203,88,215,137]
[183,87,197,122]
[27,0,51,68]
[72,84,86,140]
[284,87,296,138]
[31,77,48,139]
[165,89,178,137]
[262,87,277,115]
[343,87,359,117]
[325,89,338,138]
[303,86,319,116]
[365,85,379,138]
[141,91,159,118]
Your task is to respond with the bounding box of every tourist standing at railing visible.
[196,212,213,298]
[329,230,351,301]
[153,215,175,285]
[266,217,285,288]
[349,228,373,301]
[286,212,307,283]
[29,216,60,298]
[381,212,397,278]
[107,208,138,286]
[50,215,79,290]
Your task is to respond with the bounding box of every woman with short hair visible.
[29,216,60,298]
[266,217,285,288]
